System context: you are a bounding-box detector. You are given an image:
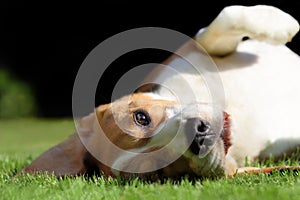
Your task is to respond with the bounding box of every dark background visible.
[1,1,300,117]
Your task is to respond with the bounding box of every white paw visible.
[196,5,299,56]
[224,5,299,44]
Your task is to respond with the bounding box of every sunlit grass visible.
[0,119,300,200]
[0,118,74,155]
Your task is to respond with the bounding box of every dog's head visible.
[22,93,232,179]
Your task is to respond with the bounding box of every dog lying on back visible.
[21,5,300,179]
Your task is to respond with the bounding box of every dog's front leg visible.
[196,5,299,56]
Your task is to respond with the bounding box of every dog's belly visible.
[216,40,300,165]
[151,40,300,167]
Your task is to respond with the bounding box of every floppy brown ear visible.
[20,134,91,176]
[20,103,113,177]
[20,104,112,177]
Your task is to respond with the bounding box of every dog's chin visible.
[183,138,226,178]
[114,137,228,179]
[183,112,231,178]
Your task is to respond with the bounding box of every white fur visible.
[24,5,300,177]
[196,5,299,55]
[218,40,300,166]
[144,5,300,168]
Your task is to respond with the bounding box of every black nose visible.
[188,118,211,135]
[186,118,213,155]
[196,119,210,134]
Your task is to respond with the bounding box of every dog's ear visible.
[20,103,112,177]
[20,134,90,176]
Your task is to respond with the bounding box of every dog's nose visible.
[186,118,213,155]
[196,119,210,134]
[188,118,211,136]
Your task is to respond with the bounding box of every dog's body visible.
[21,5,300,179]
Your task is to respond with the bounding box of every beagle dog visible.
[21,5,300,179]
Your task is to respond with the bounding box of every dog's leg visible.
[196,5,299,56]
[228,166,300,177]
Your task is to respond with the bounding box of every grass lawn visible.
[1,119,300,200]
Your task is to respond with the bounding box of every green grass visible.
[1,119,300,200]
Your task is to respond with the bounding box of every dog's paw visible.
[196,5,299,56]
[226,5,299,44]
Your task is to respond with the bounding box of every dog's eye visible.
[133,111,151,127]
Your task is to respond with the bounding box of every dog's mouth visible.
[187,111,232,156]
[221,112,232,154]
[181,111,232,178]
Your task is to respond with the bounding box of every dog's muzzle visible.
[186,118,216,155]
[186,112,231,156]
